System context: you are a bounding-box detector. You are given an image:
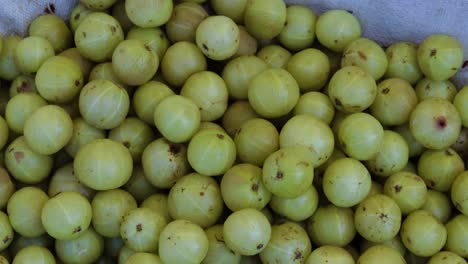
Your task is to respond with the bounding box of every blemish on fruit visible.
[335,98,342,106]
[199,192,205,196]
[276,171,284,179]
[430,49,437,57]
[434,116,447,129]
[445,149,453,156]
[251,183,259,192]
[382,88,390,94]
[110,26,117,34]
[75,80,81,87]
[202,43,209,51]
[19,81,30,92]
[144,44,151,51]
[294,250,302,260]
[14,152,24,163]
[2,236,11,244]
[169,144,182,154]
[136,223,142,232]
[73,226,82,234]
[74,13,80,20]
[358,51,367,60]
[393,185,402,193]
[123,141,130,148]
[256,243,264,250]
[216,134,224,139]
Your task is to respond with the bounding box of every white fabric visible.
[0,0,466,85]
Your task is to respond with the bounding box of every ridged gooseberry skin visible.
[248,68,300,119]
[125,252,163,264]
[7,187,49,237]
[383,172,428,215]
[165,2,208,43]
[270,185,318,222]
[14,36,55,74]
[223,208,272,256]
[409,98,461,150]
[0,35,22,81]
[80,0,117,11]
[278,5,317,51]
[125,0,173,28]
[385,42,423,85]
[55,227,104,264]
[450,171,468,216]
[126,26,170,60]
[338,112,384,161]
[454,85,468,127]
[40,191,92,240]
[79,79,130,130]
[196,16,240,61]
[327,66,377,113]
[159,220,209,264]
[4,136,54,184]
[315,9,361,52]
[12,246,56,264]
[28,14,73,53]
[74,139,133,191]
[154,95,201,143]
[427,251,467,264]
[293,91,335,125]
[280,114,334,168]
[370,78,418,126]
[23,105,73,155]
[400,210,447,257]
[203,225,242,264]
[35,56,83,103]
[354,194,402,243]
[262,147,314,199]
[445,214,468,258]
[417,34,464,81]
[306,246,355,264]
[111,39,159,86]
[286,48,330,92]
[341,37,388,80]
[187,130,236,177]
[323,158,372,207]
[357,245,406,264]
[75,12,124,62]
[244,0,287,40]
[180,71,229,122]
[259,221,312,264]
[220,163,272,212]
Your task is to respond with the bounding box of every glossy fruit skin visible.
[315,9,361,52]
[120,207,167,252]
[127,26,169,60]
[14,36,55,74]
[7,187,49,237]
[259,221,312,264]
[294,91,335,125]
[79,79,130,130]
[270,185,319,222]
[287,48,330,92]
[221,163,272,212]
[427,251,467,264]
[55,227,104,264]
[203,225,241,264]
[23,105,74,155]
[111,39,159,86]
[159,219,209,264]
[341,37,388,80]
[248,68,300,118]
[365,130,409,177]
[196,16,240,60]
[400,210,447,257]
[323,157,372,207]
[383,171,428,215]
[257,44,292,69]
[166,2,208,43]
[278,5,317,51]
[223,208,272,256]
[370,78,418,126]
[328,66,377,113]
[417,148,465,192]
[125,0,173,28]
[168,173,223,228]
[48,163,95,200]
[307,205,356,247]
[385,41,423,84]
[187,130,236,176]
[280,114,334,168]
[125,252,163,264]
[445,214,468,258]
[338,112,384,161]
[454,85,468,127]
[262,147,314,198]
[12,245,56,264]
[0,35,22,81]
[354,194,402,243]
[91,189,137,238]
[74,138,133,191]
[410,98,461,150]
[40,191,93,240]
[306,246,355,264]
[28,14,73,53]
[244,0,287,40]
[0,211,14,251]
[415,78,457,102]
[421,190,452,223]
[417,34,464,81]
[75,12,124,62]
[65,118,106,158]
[451,171,468,216]
[357,245,406,264]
